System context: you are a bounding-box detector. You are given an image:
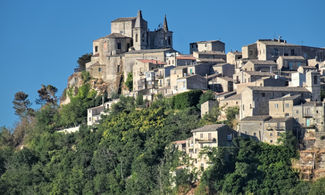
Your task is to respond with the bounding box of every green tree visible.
[125,72,133,92]
[77,53,92,72]
[197,90,215,109]
[36,84,58,105]
[12,91,33,118]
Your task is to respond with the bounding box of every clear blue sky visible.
[0,0,324,129]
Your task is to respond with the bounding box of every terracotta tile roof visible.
[173,140,187,144]
[137,59,166,64]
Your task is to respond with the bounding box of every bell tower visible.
[133,10,148,50]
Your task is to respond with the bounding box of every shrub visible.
[172,90,203,109]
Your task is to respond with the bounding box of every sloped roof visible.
[270,94,301,101]
[247,60,277,65]
[241,115,271,121]
[176,55,196,60]
[191,124,226,132]
[111,17,136,23]
[248,86,309,92]
[136,59,165,64]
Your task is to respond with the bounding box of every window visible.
[168,37,171,45]
[275,104,278,109]
[135,34,138,42]
[285,103,289,108]
[95,46,98,52]
[270,140,273,143]
[98,68,101,72]
[117,42,121,50]
[200,133,203,139]
[262,93,265,97]
[270,133,273,136]
[277,132,281,136]
[117,65,120,73]
[291,49,295,55]
[253,132,256,136]
[208,133,211,140]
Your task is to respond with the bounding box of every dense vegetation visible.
[1,87,325,194]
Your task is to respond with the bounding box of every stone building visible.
[240,86,312,119]
[132,59,165,92]
[239,116,296,144]
[166,53,196,66]
[242,60,278,72]
[293,101,325,132]
[242,39,325,61]
[201,100,218,118]
[174,74,207,94]
[190,40,225,54]
[277,56,306,71]
[289,71,321,101]
[212,63,235,77]
[174,124,236,171]
[226,51,242,65]
[86,10,174,95]
[87,99,119,126]
[209,76,233,93]
[268,94,302,118]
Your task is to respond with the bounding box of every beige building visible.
[226,51,242,65]
[242,60,278,72]
[174,124,236,171]
[293,101,325,132]
[201,100,218,118]
[175,75,207,94]
[242,39,325,61]
[277,56,306,71]
[190,40,225,54]
[269,94,302,118]
[132,59,165,92]
[87,99,119,126]
[239,116,296,145]
[212,63,235,77]
[86,10,174,96]
[209,76,233,93]
[240,86,312,119]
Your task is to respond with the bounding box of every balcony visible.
[195,138,216,143]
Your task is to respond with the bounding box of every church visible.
[85,10,175,94]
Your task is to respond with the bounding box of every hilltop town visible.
[3,10,325,194]
[60,10,325,180]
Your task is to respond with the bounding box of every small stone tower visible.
[133,10,148,50]
[305,71,321,101]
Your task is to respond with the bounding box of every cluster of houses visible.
[83,11,325,178]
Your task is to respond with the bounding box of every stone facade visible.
[201,100,218,118]
[242,39,325,61]
[239,116,296,144]
[174,124,236,171]
[86,10,174,95]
